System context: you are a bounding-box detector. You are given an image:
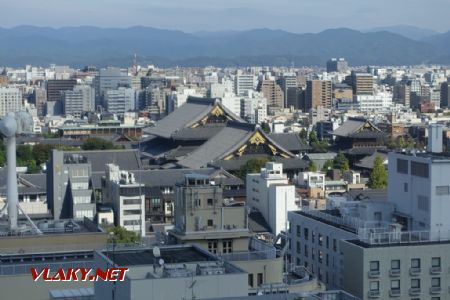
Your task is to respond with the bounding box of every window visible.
[326,236,329,249]
[318,250,323,263]
[404,182,408,192]
[370,281,379,291]
[223,240,232,253]
[411,161,429,178]
[432,257,441,268]
[436,186,450,196]
[257,273,263,286]
[207,219,214,227]
[123,209,141,215]
[431,277,441,288]
[304,245,308,257]
[391,260,400,270]
[311,248,315,260]
[296,225,301,237]
[411,278,420,289]
[418,196,429,211]
[411,258,421,269]
[397,159,408,174]
[326,254,329,266]
[370,261,380,272]
[296,241,301,254]
[318,233,323,246]
[207,198,214,205]
[391,280,400,291]
[124,198,142,205]
[208,241,218,253]
[311,231,315,243]
[248,274,254,287]
[333,239,337,252]
[304,228,309,240]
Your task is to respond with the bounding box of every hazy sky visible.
[2,0,449,32]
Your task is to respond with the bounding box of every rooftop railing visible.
[358,229,450,245]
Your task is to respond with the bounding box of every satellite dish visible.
[153,246,161,258]
[159,258,164,266]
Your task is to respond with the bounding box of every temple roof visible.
[268,133,311,152]
[176,122,295,169]
[332,118,382,138]
[144,96,244,139]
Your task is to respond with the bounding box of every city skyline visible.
[2,0,450,33]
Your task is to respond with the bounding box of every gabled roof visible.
[177,122,295,169]
[332,118,381,138]
[355,151,389,169]
[268,133,311,152]
[144,96,244,139]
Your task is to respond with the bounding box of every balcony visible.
[367,290,380,298]
[389,269,400,277]
[409,267,421,276]
[389,289,401,297]
[368,270,380,278]
[430,287,442,294]
[409,288,421,296]
[430,266,442,274]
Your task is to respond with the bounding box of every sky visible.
[1,0,449,33]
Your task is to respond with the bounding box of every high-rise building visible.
[62,85,95,117]
[0,87,22,117]
[95,67,131,108]
[305,80,332,110]
[440,81,450,108]
[277,75,298,107]
[46,79,77,102]
[104,87,135,115]
[258,79,284,109]
[346,72,374,95]
[326,58,348,73]
[234,73,256,96]
[393,82,411,107]
[32,87,47,117]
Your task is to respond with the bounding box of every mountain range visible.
[0,26,449,68]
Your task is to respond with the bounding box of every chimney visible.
[428,124,443,153]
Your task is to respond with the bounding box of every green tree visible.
[32,144,53,165]
[299,129,308,140]
[82,138,116,150]
[322,159,333,172]
[108,226,140,244]
[367,155,388,189]
[260,122,271,134]
[0,142,6,167]
[236,157,269,180]
[309,131,318,144]
[333,151,349,171]
[308,161,317,172]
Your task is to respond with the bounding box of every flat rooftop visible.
[102,245,215,266]
[292,210,358,234]
[347,238,450,248]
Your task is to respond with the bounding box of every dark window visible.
[207,198,214,206]
[207,219,213,227]
[248,274,254,287]
[296,225,301,237]
[411,161,429,178]
[397,159,409,174]
[432,257,441,267]
[304,228,309,240]
[257,273,263,286]
[370,261,380,271]
[391,260,400,270]
[436,186,449,196]
[411,278,420,289]
[411,258,421,269]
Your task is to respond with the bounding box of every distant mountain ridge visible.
[0,26,449,67]
[366,25,439,40]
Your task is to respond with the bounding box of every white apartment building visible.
[240,91,267,124]
[246,162,298,236]
[234,73,257,96]
[167,87,202,113]
[0,87,22,117]
[356,91,393,112]
[102,164,145,237]
[297,172,326,190]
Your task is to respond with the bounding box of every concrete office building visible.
[62,85,95,117]
[393,83,411,107]
[278,75,298,108]
[46,150,96,220]
[95,67,131,108]
[102,164,145,237]
[104,87,135,115]
[305,80,332,110]
[246,162,298,236]
[356,91,393,112]
[441,81,450,108]
[94,245,249,300]
[240,91,267,124]
[347,72,374,95]
[327,58,349,73]
[258,79,284,109]
[32,87,47,117]
[0,87,22,117]
[46,79,77,102]
[235,73,257,96]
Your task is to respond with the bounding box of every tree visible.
[236,157,269,180]
[260,122,271,134]
[308,131,329,153]
[368,155,388,189]
[322,159,333,172]
[308,161,317,172]
[333,151,349,171]
[299,129,308,140]
[32,144,53,166]
[108,226,139,244]
[82,138,116,150]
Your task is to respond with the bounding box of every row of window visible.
[294,224,338,252]
[370,278,442,291]
[207,240,233,254]
[370,257,441,272]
